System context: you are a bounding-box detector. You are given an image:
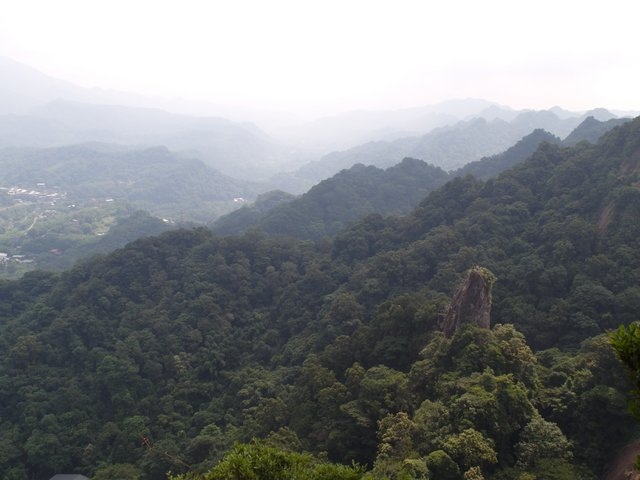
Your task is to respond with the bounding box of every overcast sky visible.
[1,0,639,117]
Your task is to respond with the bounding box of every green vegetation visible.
[0,118,639,479]
[454,129,559,180]
[0,142,261,277]
[214,158,449,239]
[0,196,175,278]
[169,441,366,480]
[214,129,559,241]
[0,143,258,221]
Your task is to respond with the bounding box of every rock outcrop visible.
[442,266,495,337]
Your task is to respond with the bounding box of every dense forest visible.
[1,118,640,479]
[214,118,625,242]
[213,128,561,240]
[213,158,449,239]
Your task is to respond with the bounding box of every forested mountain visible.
[0,143,258,220]
[454,129,560,180]
[24,211,178,273]
[0,144,256,277]
[210,190,296,235]
[295,111,589,181]
[1,117,639,479]
[214,129,560,239]
[562,116,631,146]
[213,158,449,238]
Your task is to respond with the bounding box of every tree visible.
[515,413,572,469]
[610,323,640,419]
[424,450,461,480]
[373,412,418,478]
[168,441,366,480]
[92,463,143,480]
[442,428,497,472]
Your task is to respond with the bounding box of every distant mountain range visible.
[275,98,500,153]
[294,109,630,182]
[0,99,303,181]
[2,55,638,189]
[214,116,627,240]
[275,98,638,156]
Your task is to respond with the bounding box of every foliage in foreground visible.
[170,441,366,480]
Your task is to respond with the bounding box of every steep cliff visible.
[442,266,495,337]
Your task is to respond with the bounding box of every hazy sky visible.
[1,0,639,116]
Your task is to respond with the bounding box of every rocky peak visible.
[442,266,495,337]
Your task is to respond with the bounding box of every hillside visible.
[214,129,560,239]
[0,143,258,218]
[454,128,560,180]
[562,116,631,146]
[333,117,640,349]
[0,117,639,479]
[214,158,449,238]
[210,190,296,235]
[0,143,257,276]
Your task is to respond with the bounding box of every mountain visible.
[0,55,193,115]
[275,98,499,154]
[332,116,640,349]
[0,99,298,181]
[215,129,562,239]
[562,116,631,146]
[455,129,561,180]
[474,104,520,121]
[0,56,90,114]
[509,109,581,138]
[214,158,450,238]
[0,143,259,276]
[549,105,578,119]
[295,111,588,181]
[0,143,258,219]
[274,101,614,162]
[583,107,618,121]
[1,118,639,478]
[0,56,313,182]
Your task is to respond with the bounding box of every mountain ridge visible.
[214,128,562,239]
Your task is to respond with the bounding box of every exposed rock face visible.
[442,266,495,337]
